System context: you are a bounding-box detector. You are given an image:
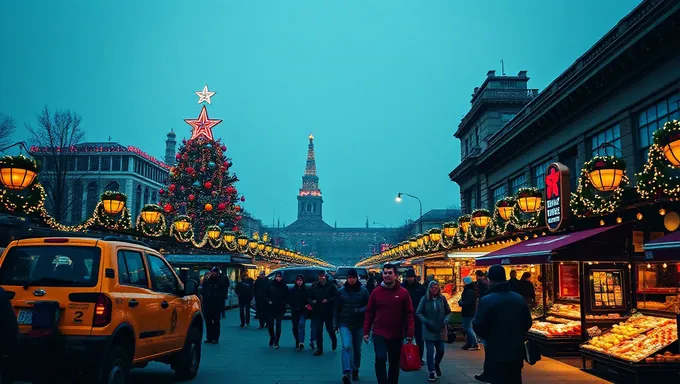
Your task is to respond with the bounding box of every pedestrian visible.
[363,263,415,384]
[254,270,270,329]
[458,276,479,350]
[335,269,370,383]
[366,272,377,293]
[235,271,255,327]
[266,271,289,348]
[220,270,231,319]
[416,280,452,382]
[201,267,224,344]
[508,270,520,294]
[473,265,532,384]
[475,270,489,298]
[0,286,18,384]
[402,269,426,364]
[518,272,536,307]
[289,274,311,349]
[309,271,338,356]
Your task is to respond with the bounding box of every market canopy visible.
[475,225,629,266]
[643,230,680,261]
[447,240,519,259]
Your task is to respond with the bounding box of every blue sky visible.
[0,0,641,228]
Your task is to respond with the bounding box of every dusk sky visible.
[0,0,641,228]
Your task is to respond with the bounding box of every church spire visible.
[305,134,316,176]
[300,134,321,197]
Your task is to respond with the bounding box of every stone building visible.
[30,130,177,224]
[450,0,680,213]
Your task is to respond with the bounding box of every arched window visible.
[104,181,119,192]
[86,182,98,216]
[135,185,142,218]
[143,187,150,205]
[71,182,83,223]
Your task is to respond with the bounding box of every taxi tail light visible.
[93,294,112,327]
[43,238,69,243]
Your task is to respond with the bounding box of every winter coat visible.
[476,278,490,298]
[309,280,338,316]
[459,282,478,317]
[289,284,311,315]
[200,275,224,312]
[473,282,532,364]
[235,277,255,304]
[365,276,376,293]
[363,282,415,340]
[402,280,426,323]
[254,276,269,301]
[0,287,18,357]
[517,280,536,305]
[266,280,289,314]
[335,281,370,330]
[415,292,452,341]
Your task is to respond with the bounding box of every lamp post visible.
[396,192,423,234]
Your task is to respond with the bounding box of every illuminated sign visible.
[544,162,571,232]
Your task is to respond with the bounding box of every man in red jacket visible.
[363,263,415,384]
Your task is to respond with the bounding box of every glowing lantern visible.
[223,232,235,244]
[140,205,162,224]
[587,159,625,192]
[237,236,249,247]
[409,238,418,249]
[258,241,265,251]
[516,190,542,213]
[249,240,258,250]
[262,233,269,243]
[207,226,221,240]
[429,230,442,243]
[0,156,37,191]
[663,139,680,167]
[265,245,273,253]
[443,224,458,238]
[472,210,491,228]
[102,199,125,215]
[174,217,191,233]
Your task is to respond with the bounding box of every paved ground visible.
[131,312,611,384]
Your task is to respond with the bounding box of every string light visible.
[636,120,680,200]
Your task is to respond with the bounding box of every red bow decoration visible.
[546,168,560,199]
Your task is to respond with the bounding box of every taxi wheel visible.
[173,326,202,380]
[101,345,131,384]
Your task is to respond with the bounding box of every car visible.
[251,266,330,319]
[0,236,204,383]
[334,266,369,286]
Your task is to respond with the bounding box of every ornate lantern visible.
[443,222,458,238]
[101,191,127,215]
[249,239,258,250]
[515,188,542,213]
[140,204,163,224]
[207,226,221,240]
[409,238,418,249]
[265,245,273,253]
[0,155,38,191]
[258,241,265,251]
[458,215,471,233]
[173,215,191,233]
[586,157,626,192]
[496,198,515,221]
[262,232,269,243]
[429,229,442,243]
[471,209,492,228]
[237,235,249,247]
[223,231,236,244]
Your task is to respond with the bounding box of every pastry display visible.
[645,351,680,363]
[637,296,678,312]
[581,313,678,362]
[546,303,623,321]
[529,320,581,337]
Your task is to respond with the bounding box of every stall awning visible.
[643,231,679,261]
[475,225,628,266]
[447,241,517,259]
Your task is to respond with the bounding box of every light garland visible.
[571,155,628,218]
[636,120,680,200]
[509,188,543,230]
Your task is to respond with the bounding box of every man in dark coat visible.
[266,271,289,348]
[235,272,255,327]
[309,271,338,356]
[508,270,521,293]
[254,271,270,329]
[220,271,231,318]
[365,272,377,293]
[289,274,311,349]
[402,268,426,362]
[335,269,370,383]
[475,270,489,298]
[458,276,479,350]
[0,287,18,383]
[201,267,225,343]
[473,265,532,384]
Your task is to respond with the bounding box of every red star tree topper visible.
[184,105,222,141]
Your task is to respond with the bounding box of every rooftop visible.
[30,142,170,169]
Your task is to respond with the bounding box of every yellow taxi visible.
[0,236,204,383]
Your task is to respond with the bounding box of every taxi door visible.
[145,253,191,353]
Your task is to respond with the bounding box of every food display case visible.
[636,262,680,314]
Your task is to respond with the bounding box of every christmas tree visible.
[158,85,244,240]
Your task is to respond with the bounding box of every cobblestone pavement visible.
[131,312,610,383]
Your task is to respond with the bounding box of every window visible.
[639,94,680,160]
[122,156,129,171]
[77,156,88,171]
[101,156,110,171]
[112,155,121,171]
[117,250,148,288]
[591,124,621,157]
[533,161,552,190]
[467,188,477,211]
[0,246,101,287]
[492,185,506,203]
[510,174,526,194]
[89,156,100,171]
[147,254,179,294]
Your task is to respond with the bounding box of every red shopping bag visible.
[400,342,421,372]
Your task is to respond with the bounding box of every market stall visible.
[475,225,633,358]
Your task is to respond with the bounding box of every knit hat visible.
[463,276,473,285]
[487,265,507,282]
[295,274,304,281]
[405,269,416,278]
[347,269,358,278]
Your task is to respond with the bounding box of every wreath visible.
[100,190,128,203]
[636,120,680,200]
[0,155,39,173]
[510,187,543,230]
[492,197,516,234]
[571,155,628,218]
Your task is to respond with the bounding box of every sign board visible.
[632,231,644,253]
[165,254,233,265]
[544,162,571,232]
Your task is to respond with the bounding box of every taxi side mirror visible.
[184,279,199,296]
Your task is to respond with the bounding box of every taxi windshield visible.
[0,245,101,287]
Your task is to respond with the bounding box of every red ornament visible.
[163,203,173,213]
[159,189,165,195]
[204,181,213,189]
[184,105,222,141]
[188,194,195,201]
[200,167,206,172]
[232,226,239,232]
[180,186,185,192]
[223,161,229,167]
[186,167,194,174]
[168,184,176,192]
[175,153,181,160]
[221,145,227,151]
[226,186,235,194]
[236,216,242,221]
[235,205,241,212]
[217,203,226,211]
[240,196,245,202]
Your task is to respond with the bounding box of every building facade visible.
[31,131,177,224]
[450,0,680,213]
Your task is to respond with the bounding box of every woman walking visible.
[335,269,370,383]
[266,271,289,348]
[416,280,452,382]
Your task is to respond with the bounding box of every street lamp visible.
[396,192,423,234]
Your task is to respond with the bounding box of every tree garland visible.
[571,155,628,218]
[510,187,543,230]
[636,120,680,200]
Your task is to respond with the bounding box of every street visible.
[131,311,609,384]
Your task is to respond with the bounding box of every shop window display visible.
[636,262,680,313]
